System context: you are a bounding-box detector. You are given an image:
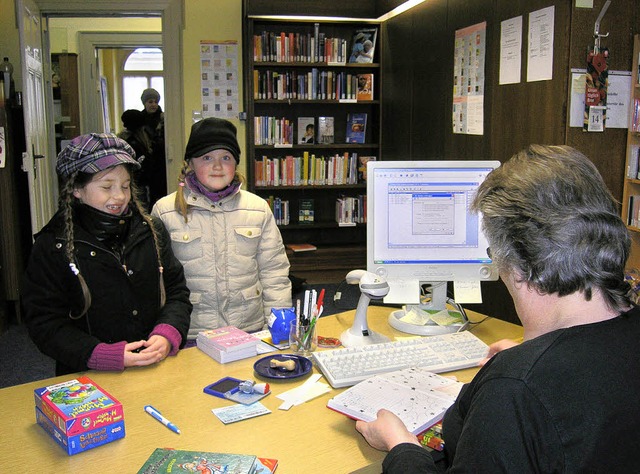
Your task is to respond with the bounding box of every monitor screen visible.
[366,160,500,308]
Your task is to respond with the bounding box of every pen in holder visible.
[289,319,317,356]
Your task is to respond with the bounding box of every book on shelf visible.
[286,243,317,252]
[356,73,374,101]
[336,195,366,225]
[628,195,640,227]
[267,195,290,226]
[327,367,463,435]
[137,448,262,474]
[346,112,367,144]
[196,326,259,363]
[318,116,335,144]
[348,28,378,63]
[358,155,376,181]
[298,198,315,225]
[298,116,315,144]
[633,98,640,133]
[627,145,640,179]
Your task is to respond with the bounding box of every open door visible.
[17,0,56,235]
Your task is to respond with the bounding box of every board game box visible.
[35,406,125,455]
[34,376,125,453]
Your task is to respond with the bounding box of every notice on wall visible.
[527,6,555,82]
[569,69,631,129]
[452,21,486,135]
[200,40,240,119]
[499,16,523,85]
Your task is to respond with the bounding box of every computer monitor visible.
[366,160,500,336]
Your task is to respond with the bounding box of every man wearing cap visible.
[152,118,291,339]
[22,133,192,376]
[139,88,167,209]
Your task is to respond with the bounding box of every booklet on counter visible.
[327,367,463,435]
[196,326,259,363]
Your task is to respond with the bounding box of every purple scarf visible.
[185,171,240,202]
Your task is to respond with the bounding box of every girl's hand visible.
[140,335,171,359]
[123,339,164,367]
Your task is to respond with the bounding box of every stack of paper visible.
[196,326,259,363]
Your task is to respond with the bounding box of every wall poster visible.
[452,22,486,135]
[200,40,240,119]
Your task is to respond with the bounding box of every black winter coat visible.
[22,210,192,375]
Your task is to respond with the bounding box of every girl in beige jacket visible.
[153,118,291,340]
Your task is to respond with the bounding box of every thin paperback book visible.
[327,367,463,435]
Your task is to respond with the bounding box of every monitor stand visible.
[387,282,469,336]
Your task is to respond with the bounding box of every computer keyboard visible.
[312,331,489,388]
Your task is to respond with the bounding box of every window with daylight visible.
[123,47,164,111]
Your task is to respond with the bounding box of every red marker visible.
[316,288,325,313]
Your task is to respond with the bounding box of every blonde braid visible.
[60,174,92,319]
[129,179,166,308]
[175,160,191,223]
[235,171,246,186]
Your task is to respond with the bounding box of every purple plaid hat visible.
[56,133,140,178]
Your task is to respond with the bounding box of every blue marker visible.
[144,405,180,434]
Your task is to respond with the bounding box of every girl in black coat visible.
[22,133,192,376]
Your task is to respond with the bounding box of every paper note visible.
[384,280,420,304]
[211,402,271,424]
[575,0,593,8]
[277,374,330,410]
[453,280,482,303]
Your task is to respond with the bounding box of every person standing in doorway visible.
[139,88,168,210]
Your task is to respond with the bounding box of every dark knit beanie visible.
[184,118,241,164]
[121,109,145,130]
[141,88,160,104]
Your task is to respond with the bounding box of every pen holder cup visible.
[289,320,317,356]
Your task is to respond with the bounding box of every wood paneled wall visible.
[380,0,639,324]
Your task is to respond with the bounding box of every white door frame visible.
[77,32,163,135]
[18,0,57,234]
[34,0,185,195]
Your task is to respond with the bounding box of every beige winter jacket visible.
[152,187,291,339]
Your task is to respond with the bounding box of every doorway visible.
[27,0,185,231]
[74,31,163,136]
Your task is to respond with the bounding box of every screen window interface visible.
[372,166,493,272]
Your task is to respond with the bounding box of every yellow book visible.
[303,151,309,185]
[343,152,349,185]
